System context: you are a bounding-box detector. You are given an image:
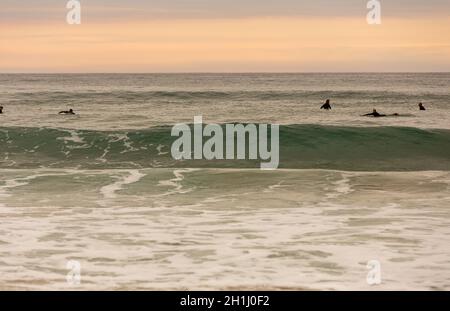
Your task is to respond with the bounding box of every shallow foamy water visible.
[1,169,449,290]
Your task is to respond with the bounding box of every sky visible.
[1,0,449,72]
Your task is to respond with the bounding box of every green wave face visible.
[1,125,449,171]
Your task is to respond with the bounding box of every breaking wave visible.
[1,125,449,171]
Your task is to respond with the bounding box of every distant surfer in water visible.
[0,106,3,114]
[363,109,385,117]
[362,109,402,118]
[419,103,426,111]
[59,109,75,115]
[320,99,332,110]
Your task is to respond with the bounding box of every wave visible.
[1,125,449,171]
[5,90,450,102]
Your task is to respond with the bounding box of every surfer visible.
[320,99,332,110]
[419,103,426,111]
[0,106,3,114]
[363,109,385,117]
[59,109,75,115]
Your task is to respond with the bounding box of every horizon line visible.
[1,72,450,75]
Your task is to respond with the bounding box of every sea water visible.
[0,73,449,290]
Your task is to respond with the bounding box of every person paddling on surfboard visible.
[0,106,3,114]
[59,109,75,115]
[320,99,332,110]
[419,103,426,111]
[363,109,386,117]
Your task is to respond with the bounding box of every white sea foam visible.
[157,168,198,196]
[99,170,146,200]
[156,144,168,155]
[1,169,448,290]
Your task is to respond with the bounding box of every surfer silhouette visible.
[320,99,332,110]
[0,106,3,114]
[363,109,385,117]
[59,109,75,115]
[419,103,426,111]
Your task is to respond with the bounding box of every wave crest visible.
[1,125,449,171]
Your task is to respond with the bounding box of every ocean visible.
[0,73,449,290]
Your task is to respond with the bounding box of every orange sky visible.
[1,17,450,72]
